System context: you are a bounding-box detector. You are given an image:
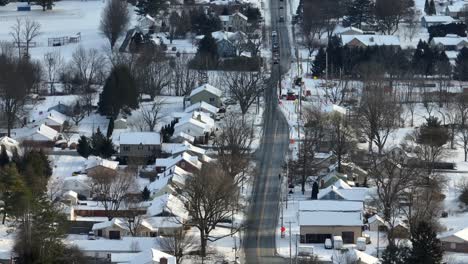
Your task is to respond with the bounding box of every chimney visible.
[159,257,168,264]
[196,114,202,121]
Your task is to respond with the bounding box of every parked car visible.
[325,238,333,249]
[279,16,285,22]
[272,31,277,37]
[223,98,237,106]
[286,91,296,100]
[356,237,366,251]
[88,231,95,240]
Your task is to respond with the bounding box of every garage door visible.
[305,233,332,243]
[109,230,121,240]
[342,231,354,244]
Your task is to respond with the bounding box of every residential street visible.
[244,0,291,262]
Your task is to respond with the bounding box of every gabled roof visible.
[92,218,129,231]
[233,12,248,21]
[155,152,202,170]
[299,211,363,226]
[170,132,195,143]
[46,110,67,125]
[189,84,222,98]
[219,15,230,22]
[185,101,219,115]
[342,34,400,46]
[318,185,368,201]
[161,141,206,156]
[446,2,468,13]
[422,15,455,23]
[299,200,363,212]
[129,248,176,264]
[431,35,468,46]
[174,117,208,131]
[439,227,468,242]
[119,132,161,145]
[368,214,385,224]
[336,26,364,35]
[85,156,119,171]
[33,124,58,141]
[146,194,188,219]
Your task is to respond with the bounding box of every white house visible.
[368,214,387,232]
[431,35,468,50]
[219,12,248,32]
[336,26,364,35]
[421,15,455,27]
[173,118,209,142]
[62,175,92,199]
[146,194,188,220]
[445,1,468,18]
[170,132,195,144]
[41,110,67,131]
[341,35,400,48]
[184,101,219,116]
[128,248,176,264]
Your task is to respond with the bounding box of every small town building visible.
[119,132,162,164]
[92,218,130,239]
[42,110,68,131]
[184,101,219,116]
[84,156,119,177]
[421,15,455,28]
[219,12,248,32]
[189,84,223,107]
[299,200,363,244]
[445,2,468,18]
[22,124,58,148]
[341,35,400,48]
[430,35,468,50]
[155,152,202,173]
[439,227,468,253]
[367,214,387,232]
[336,26,364,35]
[62,175,92,198]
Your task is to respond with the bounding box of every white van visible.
[333,236,343,249]
[356,237,366,251]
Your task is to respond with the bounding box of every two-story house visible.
[119,132,162,164]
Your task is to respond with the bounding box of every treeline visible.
[312,36,468,81]
[0,150,89,263]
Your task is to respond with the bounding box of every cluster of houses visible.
[0,83,227,262]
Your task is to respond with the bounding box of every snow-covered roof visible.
[446,1,468,13]
[299,211,363,226]
[354,250,380,264]
[324,104,347,115]
[174,117,208,131]
[185,101,219,115]
[189,84,222,98]
[170,132,195,143]
[422,15,455,23]
[368,214,385,224]
[342,34,400,46]
[233,12,248,21]
[431,35,468,46]
[70,237,159,253]
[119,132,161,145]
[318,185,368,201]
[299,200,363,212]
[45,110,67,125]
[440,227,468,242]
[336,26,364,35]
[155,152,202,170]
[161,141,206,156]
[129,248,176,264]
[33,124,58,141]
[85,156,119,171]
[147,194,188,219]
[219,15,230,22]
[145,216,183,229]
[445,50,460,60]
[63,190,78,199]
[182,111,215,128]
[92,218,129,231]
[0,136,19,148]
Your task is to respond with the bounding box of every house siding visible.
[190,91,222,107]
[442,241,468,253]
[300,225,362,244]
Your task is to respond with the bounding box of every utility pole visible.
[285,221,293,264]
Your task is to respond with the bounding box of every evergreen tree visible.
[0,164,28,224]
[142,186,151,201]
[100,138,116,159]
[382,243,412,264]
[98,65,138,116]
[107,117,115,138]
[311,181,319,199]
[428,0,436,15]
[135,0,166,17]
[312,48,326,77]
[424,0,429,15]
[0,145,9,167]
[193,33,219,69]
[455,47,468,81]
[19,150,52,197]
[409,221,444,264]
[344,0,374,28]
[77,136,92,158]
[90,128,106,157]
[0,0,9,6]
[412,40,436,76]
[327,35,343,77]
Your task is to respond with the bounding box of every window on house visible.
[451,242,456,249]
[123,146,130,151]
[147,146,151,151]
[209,97,215,102]
[138,145,143,150]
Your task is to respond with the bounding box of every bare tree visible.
[368,153,419,245]
[0,57,36,136]
[321,77,351,106]
[458,125,468,162]
[171,54,196,105]
[157,229,197,264]
[121,196,146,237]
[358,67,400,154]
[100,0,130,49]
[222,71,263,116]
[43,51,63,95]
[135,48,171,99]
[90,170,137,220]
[22,18,41,59]
[70,46,106,92]
[9,18,22,58]
[69,98,87,125]
[173,162,238,257]
[328,112,356,173]
[214,113,254,183]
[139,98,165,132]
[375,0,413,35]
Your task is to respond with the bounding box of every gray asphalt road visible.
[243,0,291,263]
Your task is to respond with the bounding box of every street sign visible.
[281,226,286,238]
